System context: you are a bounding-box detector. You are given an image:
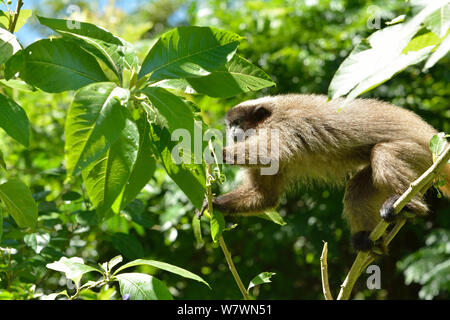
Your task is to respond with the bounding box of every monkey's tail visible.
[438,164,450,198]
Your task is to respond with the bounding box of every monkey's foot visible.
[352,231,388,255]
[380,195,424,223]
[195,196,209,219]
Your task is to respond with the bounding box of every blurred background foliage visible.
[0,0,449,300]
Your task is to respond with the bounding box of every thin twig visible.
[320,242,333,300]
[337,144,450,300]
[9,0,23,33]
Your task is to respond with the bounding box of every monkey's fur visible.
[212,94,450,251]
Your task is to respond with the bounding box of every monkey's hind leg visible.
[371,141,430,224]
[343,166,388,252]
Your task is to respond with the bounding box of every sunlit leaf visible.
[114,258,210,288]
[0,178,37,228]
[0,28,21,64]
[247,272,276,290]
[139,26,242,81]
[5,38,108,92]
[115,273,173,300]
[65,82,129,176]
[0,93,30,147]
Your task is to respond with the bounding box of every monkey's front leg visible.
[213,170,284,215]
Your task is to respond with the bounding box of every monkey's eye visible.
[253,106,271,122]
[231,119,241,127]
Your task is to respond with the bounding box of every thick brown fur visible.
[213,94,449,249]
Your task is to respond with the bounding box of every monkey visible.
[207,94,450,252]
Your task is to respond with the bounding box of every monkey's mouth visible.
[228,127,246,142]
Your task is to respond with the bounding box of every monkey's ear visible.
[253,106,271,122]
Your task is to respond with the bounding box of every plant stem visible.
[320,242,333,300]
[205,162,250,300]
[9,0,23,33]
[218,235,251,300]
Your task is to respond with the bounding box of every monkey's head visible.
[225,97,274,140]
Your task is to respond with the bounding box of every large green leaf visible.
[139,26,242,81]
[328,1,448,101]
[115,273,173,300]
[0,178,37,228]
[111,118,156,213]
[82,119,139,219]
[5,38,108,93]
[65,82,129,176]
[148,124,205,210]
[114,259,210,288]
[0,93,30,147]
[0,28,21,65]
[37,16,138,82]
[154,55,275,98]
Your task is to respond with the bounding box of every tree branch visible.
[334,143,450,300]
[320,242,333,300]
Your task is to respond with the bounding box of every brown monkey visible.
[211,94,450,251]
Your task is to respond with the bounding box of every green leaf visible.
[139,26,242,81]
[424,32,450,70]
[260,210,287,226]
[328,1,447,101]
[37,16,138,82]
[24,232,51,254]
[65,82,129,176]
[114,258,210,288]
[154,55,275,98]
[402,31,442,54]
[0,28,21,65]
[0,93,30,147]
[142,88,206,209]
[0,9,32,32]
[247,272,276,291]
[111,118,156,213]
[115,273,173,300]
[5,38,108,93]
[148,124,206,209]
[111,232,144,260]
[430,132,448,161]
[46,257,102,287]
[0,178,37,228]
[210,210,225,243]
[108,255,123,271]
[82,119,139,219]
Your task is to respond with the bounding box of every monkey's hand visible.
[195,196,209,219]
